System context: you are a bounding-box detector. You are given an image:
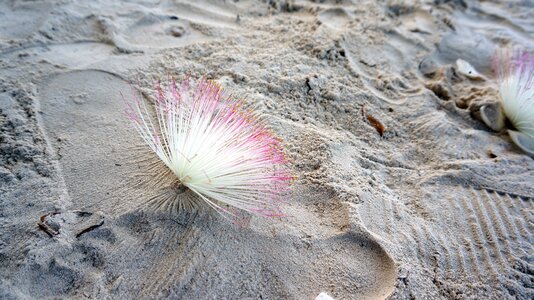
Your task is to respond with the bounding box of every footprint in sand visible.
[123,13,207,49]
[38,70,397,299]
[102,2,239,52]
[0,2,50,40]
[3,43,116,69]
[38,70,141,214]
[331,141,534,297]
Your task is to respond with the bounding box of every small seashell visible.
[480,102,505,132]
[419,57,438,78]
[456,59,485,80]
[508,130,534,156]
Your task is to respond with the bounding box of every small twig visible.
[37,212,60,237]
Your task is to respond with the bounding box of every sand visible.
[0,0,533,299]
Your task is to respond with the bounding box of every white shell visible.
[508,130,534,156]
[456,59,485,80]
[480,102,505,132]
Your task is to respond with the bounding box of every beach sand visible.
[0,0,533,299]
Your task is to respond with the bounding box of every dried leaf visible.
[366,114,385,136]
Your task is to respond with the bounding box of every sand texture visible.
[0,0,533,299]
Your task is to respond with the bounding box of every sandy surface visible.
[0,0,533,299]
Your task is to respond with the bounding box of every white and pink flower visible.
[494,49,534,155]
[126,76,293,220]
